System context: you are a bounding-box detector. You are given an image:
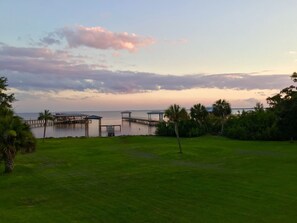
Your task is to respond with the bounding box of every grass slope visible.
[1,136,297,223]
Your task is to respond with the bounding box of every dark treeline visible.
[157,73,297,141]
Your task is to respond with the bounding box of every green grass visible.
[1,136,297,223]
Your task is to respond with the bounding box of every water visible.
[17,110,158,138]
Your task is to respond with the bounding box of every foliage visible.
[0,108,36,173]
[190,103,209,131]
[156,119,206,138]
[0,77,15,108]
[266,73,297,140]
[212,99,231,118]
[190,103,208,124]
[157,101,227,138]
[212,99,231,134]
[156,121,175,137]
[164,104,189,122]
[205,113,222,135]
[224,109,278,140]
[0,76,36,173]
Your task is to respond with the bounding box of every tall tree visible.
[38,110,54,141]
[164,104,188,154]
[190,103,209,127]
[267,72,297,140]
[0,76,36,173]
[212,99,231,134]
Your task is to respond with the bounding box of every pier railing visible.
[122,116,161,126]
[24,119,88,128]
[24,120,54,128]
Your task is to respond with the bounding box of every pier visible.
[121,111,164,126]
[54,113,88,124]
[25,113,88,128]
[25,113,122,137]
[24,119,54,128]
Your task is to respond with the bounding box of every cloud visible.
[0,45,106,76]
[41,26,155,52]
[40,34,61,45]
[0,45,292,94]
[0,45,54,58]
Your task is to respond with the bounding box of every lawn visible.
[1,136,297,223]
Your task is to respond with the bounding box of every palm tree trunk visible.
[174,122,182,154]
[3,148,15,173]
[43,120,47,141]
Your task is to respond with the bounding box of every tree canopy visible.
[0,77,15,108]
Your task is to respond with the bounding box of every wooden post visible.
[148,114,150,126]
[159,113,163,121]
[99,119,102,137]
[85,120,89,137]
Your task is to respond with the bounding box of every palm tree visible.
[0,108,36,173]
[38,110,54,141]
[212,99,231,134]
[164,104,188,154]
[190,103,209,126]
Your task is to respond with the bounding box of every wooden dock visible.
[101,125,121,131]
[121,111,164,126]
[25,113,122,138]
[25,113,89,128]
[24,119,88,128]
[122,117,160,126]
[24,120,54,128]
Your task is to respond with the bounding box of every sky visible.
[0,0,297,112]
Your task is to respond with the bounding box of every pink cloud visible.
[59,26,155,52]
[0,45,54,58]
[0,45,106,75]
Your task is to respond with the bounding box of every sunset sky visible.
[1,0,297,112]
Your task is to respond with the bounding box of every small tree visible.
[164,104,188,154]
[212,99,231,134]
[38,110,54,141]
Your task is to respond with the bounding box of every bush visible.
[156,120,207,138]
[206,114,221,135]
[224,110,278,140]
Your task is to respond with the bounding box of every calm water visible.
[18,110,158,138]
